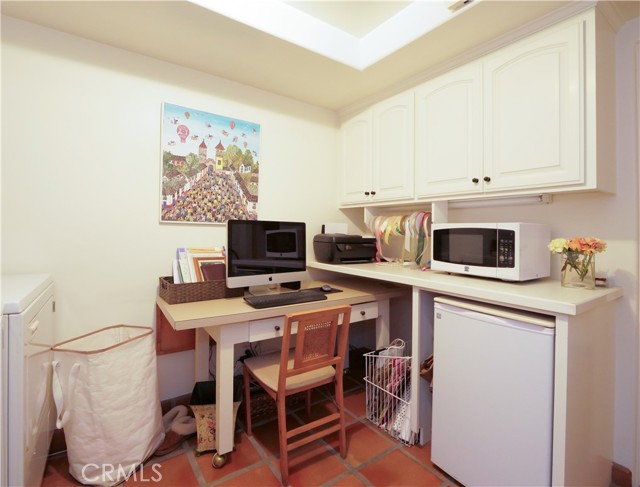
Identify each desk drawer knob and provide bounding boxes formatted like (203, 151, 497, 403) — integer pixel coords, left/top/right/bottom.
(274, 325, 281, 331)
(360, 311, 366, 317)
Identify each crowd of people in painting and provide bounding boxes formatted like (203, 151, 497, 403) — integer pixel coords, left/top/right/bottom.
(161, 171, 255, 223)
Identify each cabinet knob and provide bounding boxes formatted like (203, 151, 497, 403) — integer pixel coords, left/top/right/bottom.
(360, 310, 366, 317)
(364, 191, 370, 196)
(484, 176, 491, 182)
(370, 191, 376, 196)
(472, 178, 479, 183)
(274, 325, 280, 331)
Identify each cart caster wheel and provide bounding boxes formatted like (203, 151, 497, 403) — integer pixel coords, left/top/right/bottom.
(212, 453, 227, 468)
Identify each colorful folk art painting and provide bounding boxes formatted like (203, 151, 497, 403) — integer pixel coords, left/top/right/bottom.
(160, 102, 260, 224)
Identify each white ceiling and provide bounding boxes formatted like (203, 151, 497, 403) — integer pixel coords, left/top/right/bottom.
(284, 1, 413, 37)
(2, 1, 638, 113)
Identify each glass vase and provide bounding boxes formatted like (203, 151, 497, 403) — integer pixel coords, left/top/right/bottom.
(560, 251, 596, 289)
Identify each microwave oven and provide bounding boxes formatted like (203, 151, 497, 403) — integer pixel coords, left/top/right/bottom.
(430, 222, 550, 281)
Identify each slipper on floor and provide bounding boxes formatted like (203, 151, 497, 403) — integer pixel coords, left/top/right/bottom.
(171, 415, 196, 436)
(162, 405, 189, 432)
(155, 412, 197, 456)
(154, 430, 184, 456)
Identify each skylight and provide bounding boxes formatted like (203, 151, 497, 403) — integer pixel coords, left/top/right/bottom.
(187, 0, 475, 70)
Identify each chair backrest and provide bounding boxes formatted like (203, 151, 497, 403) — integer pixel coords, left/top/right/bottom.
(278, 305, 352, 386)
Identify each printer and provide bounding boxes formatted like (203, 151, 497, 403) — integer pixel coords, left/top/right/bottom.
(313, 234, 377, 264)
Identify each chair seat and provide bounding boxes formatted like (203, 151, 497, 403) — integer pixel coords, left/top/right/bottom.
(245, 350, 336, 392)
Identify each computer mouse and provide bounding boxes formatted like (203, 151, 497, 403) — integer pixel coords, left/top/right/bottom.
(321, 284, 333, 292)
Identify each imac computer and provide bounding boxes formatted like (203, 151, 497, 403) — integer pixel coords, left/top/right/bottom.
(226, 219, 307, 295)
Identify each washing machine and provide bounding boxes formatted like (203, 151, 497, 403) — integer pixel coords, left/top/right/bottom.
(1, 274, 56, 487)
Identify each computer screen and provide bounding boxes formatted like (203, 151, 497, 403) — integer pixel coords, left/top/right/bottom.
(226, 219, 307, 291)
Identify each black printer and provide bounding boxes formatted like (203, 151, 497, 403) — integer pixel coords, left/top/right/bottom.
(313, 234, 377, 264)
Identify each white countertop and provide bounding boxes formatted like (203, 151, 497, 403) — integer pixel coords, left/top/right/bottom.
(308, 261, 623, 316)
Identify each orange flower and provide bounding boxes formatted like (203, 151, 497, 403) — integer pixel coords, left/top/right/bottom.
(566, 237, 607, 255)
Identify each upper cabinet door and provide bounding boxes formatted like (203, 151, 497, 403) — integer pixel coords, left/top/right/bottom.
(415, 62, 483, 198)
(482, 21, 583, 192)
(371, 91, 415, 202)
(340, 110, 372, 205)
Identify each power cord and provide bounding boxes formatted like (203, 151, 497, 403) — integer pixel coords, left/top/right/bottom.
(234, 346, 255, 376)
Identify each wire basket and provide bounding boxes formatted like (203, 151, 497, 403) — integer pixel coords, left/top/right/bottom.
(363, 342, 416, 445)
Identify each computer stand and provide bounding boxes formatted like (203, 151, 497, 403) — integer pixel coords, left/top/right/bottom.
(246, 283, 299, 296)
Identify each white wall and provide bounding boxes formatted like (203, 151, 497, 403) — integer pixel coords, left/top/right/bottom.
(449, 17, 640, 483)
(0, 17, 355, 400)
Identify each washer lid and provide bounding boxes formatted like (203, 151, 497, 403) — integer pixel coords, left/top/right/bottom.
(1, 274, 53, 314)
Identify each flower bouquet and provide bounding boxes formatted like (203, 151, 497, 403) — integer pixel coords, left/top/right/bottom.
(548, 237, 607, 289)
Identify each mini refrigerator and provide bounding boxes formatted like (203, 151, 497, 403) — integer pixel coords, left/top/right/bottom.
(431, 296, 555, 486)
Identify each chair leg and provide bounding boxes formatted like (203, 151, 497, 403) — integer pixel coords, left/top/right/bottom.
(335, 376, 347, 457)
(276, 394, 289, 486)
(243, 368, 252, 436)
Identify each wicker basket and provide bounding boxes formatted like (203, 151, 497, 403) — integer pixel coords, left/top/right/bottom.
(243, 391, 306, 421)
(158, 276, 244, 304)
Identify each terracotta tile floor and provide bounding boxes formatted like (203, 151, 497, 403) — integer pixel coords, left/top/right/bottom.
(41, 377, 462, 487)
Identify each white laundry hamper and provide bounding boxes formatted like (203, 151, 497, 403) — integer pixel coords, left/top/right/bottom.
(52, 325, 165, 486)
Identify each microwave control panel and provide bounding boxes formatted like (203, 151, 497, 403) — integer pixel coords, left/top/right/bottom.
(497, 230, 515, 267)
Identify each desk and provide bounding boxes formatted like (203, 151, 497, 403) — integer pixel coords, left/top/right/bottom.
(156, 278, 409, 463)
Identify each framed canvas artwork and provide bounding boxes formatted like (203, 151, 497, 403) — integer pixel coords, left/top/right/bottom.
(160, 102, 260, 224)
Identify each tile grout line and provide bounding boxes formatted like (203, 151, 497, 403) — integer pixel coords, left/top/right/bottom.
(188, 431, 278, 487)
(242, 429, 285, 485)
(288, 408, 401, 487)
(193, 379, 421, 486)
(206, 458, 275, 487)
(183, 447, 210, 487)
(396, 446, 452, 485)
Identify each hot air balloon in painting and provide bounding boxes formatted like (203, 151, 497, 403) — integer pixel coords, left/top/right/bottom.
(230, 120, 235, 130)
(177, 125, 189, 143)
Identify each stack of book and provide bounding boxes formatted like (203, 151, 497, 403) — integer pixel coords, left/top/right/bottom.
(172, 247, 226, 283)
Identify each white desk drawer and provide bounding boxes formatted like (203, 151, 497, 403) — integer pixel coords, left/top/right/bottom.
(248, 302, 378, 342)
(249, 317, 288, 342)
(351, 302, 378, 323)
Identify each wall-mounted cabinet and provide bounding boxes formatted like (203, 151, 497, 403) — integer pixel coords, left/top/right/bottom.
(481, 14, 585, 193)
(342, 7, 615, 208)
(340, 91, 414, 205)
(415, 62, 483, 198)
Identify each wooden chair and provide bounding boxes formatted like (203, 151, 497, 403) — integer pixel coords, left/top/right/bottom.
(242, 305, 352, 486)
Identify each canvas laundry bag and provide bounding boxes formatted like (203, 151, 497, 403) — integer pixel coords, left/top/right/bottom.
(52, 325, 164, 486)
